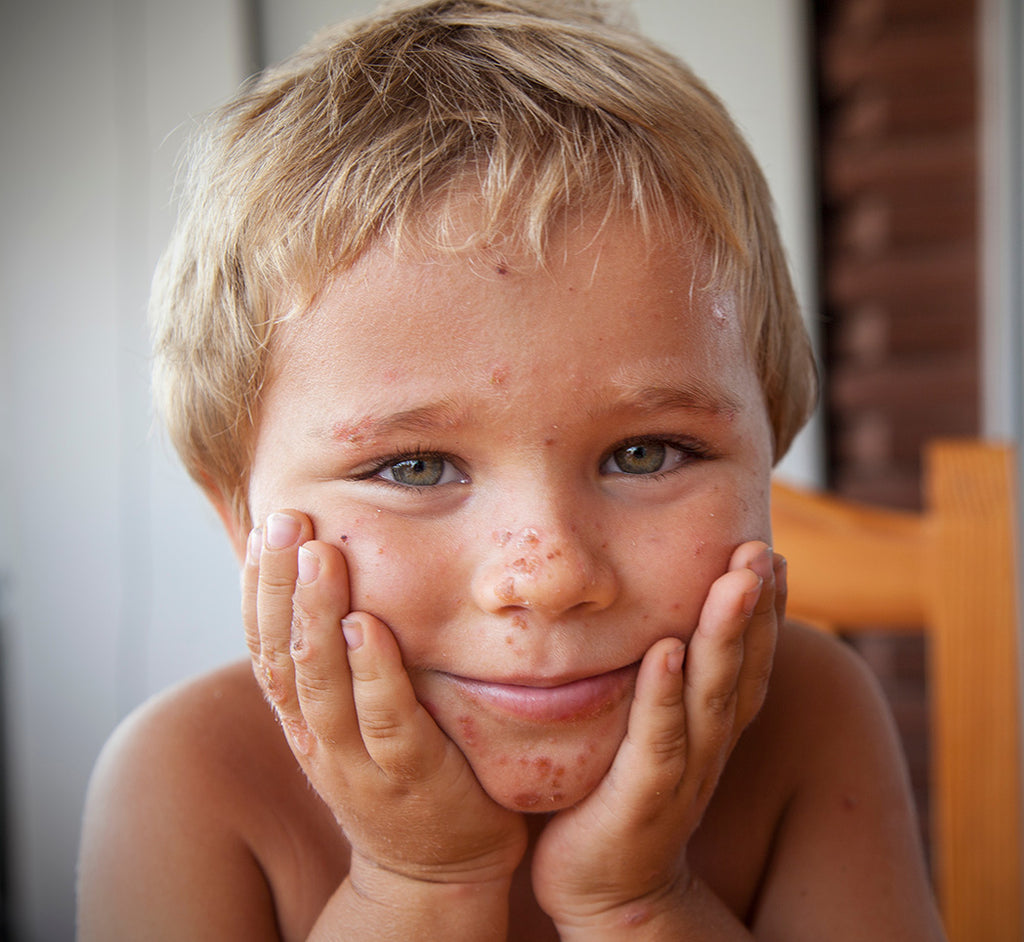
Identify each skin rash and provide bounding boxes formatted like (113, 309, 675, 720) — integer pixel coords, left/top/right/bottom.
(247, 212, 774, 811)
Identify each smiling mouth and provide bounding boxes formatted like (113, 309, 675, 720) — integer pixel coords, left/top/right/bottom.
(446, 664, 637, 723)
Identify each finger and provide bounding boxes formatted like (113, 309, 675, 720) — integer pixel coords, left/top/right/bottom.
(287, 539, 359, 757)
(683, 563, 762, 797)
(343, 612, 452, 785)
(242, 527, 263, 663)
(733, 550, 783, 729)
(255, 511, 314, 713)
(773, 552, 788, 624)
(603, 637, 689, 817)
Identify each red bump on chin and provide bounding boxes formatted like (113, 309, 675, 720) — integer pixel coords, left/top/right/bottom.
(512, 792, 543, 809)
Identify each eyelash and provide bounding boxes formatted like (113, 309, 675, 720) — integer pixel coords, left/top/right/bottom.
(353, 448, 467, 490)
(354, 436, 715, 490)
(600, 435, 716, 480)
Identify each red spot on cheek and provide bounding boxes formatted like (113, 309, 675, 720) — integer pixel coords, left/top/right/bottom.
(456, 714, 478, 746)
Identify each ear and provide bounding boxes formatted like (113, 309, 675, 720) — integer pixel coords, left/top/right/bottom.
(202, 473, 250, 565)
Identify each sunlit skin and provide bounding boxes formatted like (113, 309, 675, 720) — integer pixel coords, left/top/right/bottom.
(246, 212, 775, 814)
(77, 209, 946, 942)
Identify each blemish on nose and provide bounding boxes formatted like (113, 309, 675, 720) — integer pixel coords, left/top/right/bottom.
(496, 576, 524, 605)
(516, 528, 541, 548)
(494, 529, 513, 546)
(511, 556, 540, 575)
(511, 615, 528, 631)
(490, 365, 509, 387)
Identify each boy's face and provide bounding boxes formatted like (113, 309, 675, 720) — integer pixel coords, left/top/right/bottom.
(247, 212, 774, 811)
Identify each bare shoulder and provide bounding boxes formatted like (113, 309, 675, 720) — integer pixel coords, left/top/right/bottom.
(82, 660, 290, 828)
(78, 661, 345, 940)
(745, 622, 946, 940)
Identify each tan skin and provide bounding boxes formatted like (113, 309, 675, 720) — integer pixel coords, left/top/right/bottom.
(78, 213, 945, 940)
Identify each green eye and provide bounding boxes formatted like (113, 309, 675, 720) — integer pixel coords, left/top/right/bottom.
(377, 454, 464, 487)
(609, 441, 668, 475)
(386, 456, 445, 486)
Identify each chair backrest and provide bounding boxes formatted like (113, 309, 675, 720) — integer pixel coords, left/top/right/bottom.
(771, 439, 1022, 942)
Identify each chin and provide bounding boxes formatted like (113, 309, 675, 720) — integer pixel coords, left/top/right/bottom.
(482, 759, 611, 812)
(459, 718, 626, 813)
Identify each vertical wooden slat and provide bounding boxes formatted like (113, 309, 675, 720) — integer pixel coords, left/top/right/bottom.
(926, 441, 1022, 941)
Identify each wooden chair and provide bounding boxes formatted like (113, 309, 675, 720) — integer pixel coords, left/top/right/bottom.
(771, 439, 1022, 942)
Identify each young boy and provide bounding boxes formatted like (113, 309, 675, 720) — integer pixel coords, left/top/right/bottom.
(77, 1, 945, 938)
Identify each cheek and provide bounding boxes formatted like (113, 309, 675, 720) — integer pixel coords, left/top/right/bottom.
(328, 518, 464, 645)
(621, 481, 772, 631)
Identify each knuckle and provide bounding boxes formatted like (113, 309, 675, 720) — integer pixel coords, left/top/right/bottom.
(646, 725, 688, 761)
(358, 706, 404, 740)
(294, 667, 334, 704)
(260, 565, 299, 595)
(703, 688, 738, 721)
(259, 656, 293, 709)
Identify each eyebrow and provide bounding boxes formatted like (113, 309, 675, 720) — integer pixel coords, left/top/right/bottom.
(323, 399, 465, 446)
(322, 379, 742, 447)
(597, 381, 744, 419)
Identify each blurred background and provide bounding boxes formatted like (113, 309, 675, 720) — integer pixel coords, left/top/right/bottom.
(0, 0, 1020, 938)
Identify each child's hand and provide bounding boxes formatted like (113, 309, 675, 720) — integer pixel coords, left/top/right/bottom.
(530, 541, 784, 935)
(242, 511, 528, 896)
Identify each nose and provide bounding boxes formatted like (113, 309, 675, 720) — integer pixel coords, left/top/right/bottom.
(470, 518, 618, 618)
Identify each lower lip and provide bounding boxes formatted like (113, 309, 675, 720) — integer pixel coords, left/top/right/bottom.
(448, 665, 636, 723)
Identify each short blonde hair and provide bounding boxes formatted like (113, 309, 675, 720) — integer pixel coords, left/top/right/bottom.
(151, 0, 817, 527)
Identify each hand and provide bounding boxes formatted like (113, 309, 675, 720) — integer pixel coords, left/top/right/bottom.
(530, 541, 785, 934)
(242, 510, 528, 894)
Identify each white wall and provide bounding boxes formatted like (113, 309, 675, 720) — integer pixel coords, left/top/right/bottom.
(0, 2, 248, 938)
(0, 1, 817, 938)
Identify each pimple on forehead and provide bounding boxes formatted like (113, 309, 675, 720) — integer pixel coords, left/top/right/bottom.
(490, 364, 510, 388)
(328, 418, 377, 445)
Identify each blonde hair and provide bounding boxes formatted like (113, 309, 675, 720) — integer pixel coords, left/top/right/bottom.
(151, 0, 817, 527)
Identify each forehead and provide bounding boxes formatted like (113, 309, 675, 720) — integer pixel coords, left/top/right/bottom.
(269, 212, 758, 414)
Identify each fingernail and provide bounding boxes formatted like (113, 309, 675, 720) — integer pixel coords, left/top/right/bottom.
(341, 616, 364, 650)
(297, 546, 320, 585)
(266, 512, 301, 550)
(743, 576, 764, 616)
(750, 544, 774, 582)
(774, 554, 788, 588)
(667, 644, 686, 674)
(246, 528, 262, 565)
